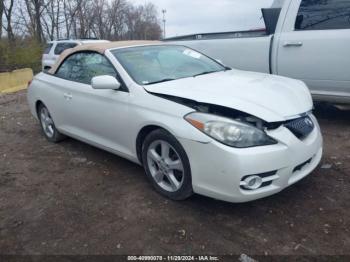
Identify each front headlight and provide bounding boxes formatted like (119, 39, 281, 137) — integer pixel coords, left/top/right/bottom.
(185, 112, 277, 148)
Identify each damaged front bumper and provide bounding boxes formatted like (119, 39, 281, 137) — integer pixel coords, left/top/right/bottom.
(178, 114, 323, 203)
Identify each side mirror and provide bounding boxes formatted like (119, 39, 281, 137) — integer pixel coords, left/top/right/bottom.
(91, 75, 121, 90)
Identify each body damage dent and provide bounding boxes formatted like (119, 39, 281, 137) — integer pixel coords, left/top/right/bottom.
(149, 92, 280, 130)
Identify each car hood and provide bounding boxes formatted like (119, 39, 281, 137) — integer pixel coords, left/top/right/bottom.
(143, 70, 313, 122)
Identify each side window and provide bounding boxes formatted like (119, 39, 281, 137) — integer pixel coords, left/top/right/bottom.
(54, 43, 78, 55)
(83, 53, 117, 83)
(55, 52, 117, 85)
(295, 0, 350, 31)
(44, 44, 53, 54)
(55, 53, 84, 81)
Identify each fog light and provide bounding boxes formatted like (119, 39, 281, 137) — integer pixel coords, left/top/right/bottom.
(241, 175, 263, 190)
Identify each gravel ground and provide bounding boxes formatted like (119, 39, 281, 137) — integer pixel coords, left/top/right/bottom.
(0, 91, 349, 256)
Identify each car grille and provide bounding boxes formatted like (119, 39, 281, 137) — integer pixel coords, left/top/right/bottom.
(284, 116, 314, 140)
(284, 116, 315, 139)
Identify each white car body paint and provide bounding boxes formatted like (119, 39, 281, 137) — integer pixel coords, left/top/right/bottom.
(143, 69, 313, 122)
(28, 44, 323, 203)
(169, 0, 350, 104)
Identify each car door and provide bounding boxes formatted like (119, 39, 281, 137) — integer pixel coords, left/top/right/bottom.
(54, 51, 132, 156)
(275, 0, 350, 99)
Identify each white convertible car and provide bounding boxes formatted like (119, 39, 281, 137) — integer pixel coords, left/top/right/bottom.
(27, 41, 323, 203)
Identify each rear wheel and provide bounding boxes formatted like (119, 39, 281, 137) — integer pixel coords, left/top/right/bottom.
(38, 104, 66, 143)
(142, 129, 193, 200)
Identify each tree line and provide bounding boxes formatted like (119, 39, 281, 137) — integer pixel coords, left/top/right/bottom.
(0, 0, 162, 72)
(0, 0, 163, 43)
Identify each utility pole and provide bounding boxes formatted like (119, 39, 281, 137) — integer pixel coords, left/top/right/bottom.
(162, 9, 166, 39)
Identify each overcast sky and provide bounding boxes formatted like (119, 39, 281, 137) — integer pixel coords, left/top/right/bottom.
(133, 0, 274, 37)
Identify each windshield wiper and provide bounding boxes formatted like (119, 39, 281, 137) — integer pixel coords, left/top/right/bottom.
(143, 78, 176, 85)
(193, 70, 220, 77)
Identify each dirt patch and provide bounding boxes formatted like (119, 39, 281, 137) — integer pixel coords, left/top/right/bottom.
(0, 91, 349, 255)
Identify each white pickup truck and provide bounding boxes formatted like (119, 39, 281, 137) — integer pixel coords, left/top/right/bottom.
(166, 0, 350, 104)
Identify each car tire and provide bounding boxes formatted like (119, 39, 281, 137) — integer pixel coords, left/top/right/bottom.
(142, 129, 193, 200)
(38, 103, 66, 143)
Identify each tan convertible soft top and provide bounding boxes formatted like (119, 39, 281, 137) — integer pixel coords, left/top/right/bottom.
(48, 40, 162, 74)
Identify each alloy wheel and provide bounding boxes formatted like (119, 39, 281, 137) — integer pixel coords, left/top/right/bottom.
(40, 107, 55, 138)
(146, 140, 184, 192)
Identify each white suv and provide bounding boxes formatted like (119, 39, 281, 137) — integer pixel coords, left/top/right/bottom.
(42, 39, 110, 71)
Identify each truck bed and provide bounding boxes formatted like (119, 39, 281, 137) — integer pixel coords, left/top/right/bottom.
(165, 31, 272, 74)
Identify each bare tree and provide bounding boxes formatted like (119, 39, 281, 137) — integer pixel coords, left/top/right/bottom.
(23, 0, 54, 42)
(62, 0, 77, 38)
(0, 0, 3, 38)
(1, 0, 162, 42)
(124, 2, 161, 40)
(3, 0, 15, 41)
(108, 0, 127, 40)
(90, 0, 107, 39)
(42, 0, 63, 40)
(139, 3, 162, 40)
(74, 0, 94, 38)
(54, 0, 61, 39)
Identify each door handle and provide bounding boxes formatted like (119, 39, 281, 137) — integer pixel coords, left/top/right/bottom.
(63, 93, 72, 100)
(283, 41, 303, 47)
